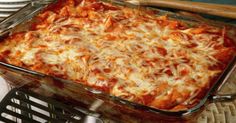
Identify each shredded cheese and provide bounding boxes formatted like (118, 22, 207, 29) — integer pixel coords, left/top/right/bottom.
(0, 0, 235, 111)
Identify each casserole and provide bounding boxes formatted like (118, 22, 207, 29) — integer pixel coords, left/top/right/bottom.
(0, 0, 235, 122)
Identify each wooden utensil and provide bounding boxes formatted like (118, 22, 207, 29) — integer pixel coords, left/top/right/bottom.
(125, 0, 236, 19)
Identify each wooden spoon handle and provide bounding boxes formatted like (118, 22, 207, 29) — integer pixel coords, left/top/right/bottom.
(133, 0, 236, 19)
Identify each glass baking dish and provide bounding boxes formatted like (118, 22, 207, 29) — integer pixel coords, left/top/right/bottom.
(0, 0, 235, 122)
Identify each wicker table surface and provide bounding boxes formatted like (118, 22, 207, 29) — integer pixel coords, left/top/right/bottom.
(197, 68, 236, 123)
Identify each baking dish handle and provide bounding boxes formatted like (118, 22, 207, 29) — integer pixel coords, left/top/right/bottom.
(210, 94, 236, 102)
(209, 56, 236, 102)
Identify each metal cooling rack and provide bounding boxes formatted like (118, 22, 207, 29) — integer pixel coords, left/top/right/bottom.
(0, 0, 30, 21)
(0, 88, 103, 123)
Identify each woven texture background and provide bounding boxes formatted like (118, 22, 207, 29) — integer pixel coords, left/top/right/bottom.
(197, 68, 236, 123)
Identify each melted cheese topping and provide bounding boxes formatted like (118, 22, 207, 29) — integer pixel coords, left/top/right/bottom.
(0, 0, 235, 111)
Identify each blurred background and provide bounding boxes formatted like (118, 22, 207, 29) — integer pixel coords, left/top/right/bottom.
(192, 0, 236, 24)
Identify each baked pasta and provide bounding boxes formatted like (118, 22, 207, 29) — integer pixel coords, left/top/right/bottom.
(0, 0, 235, 110)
